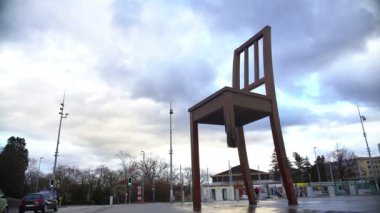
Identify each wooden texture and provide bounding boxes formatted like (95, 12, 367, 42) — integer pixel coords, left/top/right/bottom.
(188, 26, 297, 211)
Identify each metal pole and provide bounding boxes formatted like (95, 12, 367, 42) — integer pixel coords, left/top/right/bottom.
(153, 177, 156, 202)
(207, 168, 209, 187)
(228, 161, 232, 186)
(357, 105, 371, 157)
(35, 157, 43, 192)
(258, 165, 261, 181)
(357, 105, 379, 191)
(52, 93, 68, 194)
(169, 101, 174, 202)
(141, 151, 145, 203)
(329, 161, 334, 182)
(180, 165, 184, 202)
(314, 147, 321, 183)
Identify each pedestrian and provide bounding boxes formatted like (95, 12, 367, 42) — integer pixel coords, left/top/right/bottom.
(254, 187, 259, 202)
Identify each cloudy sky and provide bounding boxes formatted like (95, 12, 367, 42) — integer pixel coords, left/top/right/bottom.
(1, 0, 380, 175)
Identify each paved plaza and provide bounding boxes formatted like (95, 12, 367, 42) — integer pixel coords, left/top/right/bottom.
(9, 195, 380, 213)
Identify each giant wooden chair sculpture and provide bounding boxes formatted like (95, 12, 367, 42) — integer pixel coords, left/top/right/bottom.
(188, 26, 297, 211)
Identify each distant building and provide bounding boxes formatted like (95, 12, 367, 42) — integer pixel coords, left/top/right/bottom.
(202, 165, 275, 201)
(351, 156, 380, 179)
(211, 165, 270, 185)
(327, 156, 380, 183)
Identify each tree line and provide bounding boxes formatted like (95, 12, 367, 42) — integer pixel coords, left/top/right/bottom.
(269, 144, 357, 183)
(0, 136, 209, 204)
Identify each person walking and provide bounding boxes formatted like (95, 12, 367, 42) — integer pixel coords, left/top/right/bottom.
(254, 187, 260, 202)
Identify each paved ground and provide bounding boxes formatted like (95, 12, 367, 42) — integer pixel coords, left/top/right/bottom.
(9, 195, 380, 213)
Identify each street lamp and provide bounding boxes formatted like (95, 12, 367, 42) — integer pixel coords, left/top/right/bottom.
(357, 105, 379, 191)
(141, 151, 145, 203)
(169, 101, 174, 203)
(35, 157, 43, 192)
(314, 147, 321, 183)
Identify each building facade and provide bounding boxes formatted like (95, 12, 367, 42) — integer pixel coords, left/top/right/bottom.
(202, 165, 273, 201)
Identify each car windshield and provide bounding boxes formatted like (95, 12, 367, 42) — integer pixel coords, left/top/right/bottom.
(24, 194, 43, 199)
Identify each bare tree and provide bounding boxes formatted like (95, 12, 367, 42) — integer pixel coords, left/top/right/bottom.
(24, 158, 38, 192)
(183, 167, 208, 186)
(137, 153, 169, 181)
(116, 151, 133, 183)
(328, 144, 356, 181)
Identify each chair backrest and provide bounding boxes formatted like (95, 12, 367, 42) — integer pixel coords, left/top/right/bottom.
(232, 26, 275, 98)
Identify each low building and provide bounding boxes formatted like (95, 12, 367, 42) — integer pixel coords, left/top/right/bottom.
(202, 165, 274, 201)
(353, 156, 380, 179)
(211, 165, 270, 185)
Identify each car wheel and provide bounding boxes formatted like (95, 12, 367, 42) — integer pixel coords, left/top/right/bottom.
(4, 207, 9, 213)
(42, 204, 47, 213)
(54, 206, 58, 212)
(19, 208, 24, 213)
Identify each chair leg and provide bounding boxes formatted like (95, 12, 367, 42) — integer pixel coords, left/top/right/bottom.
(236, 126, 257, 205)
(269, 112, 298, 205)
(190, 118, 201, 211)
(224, 104, 238, 148)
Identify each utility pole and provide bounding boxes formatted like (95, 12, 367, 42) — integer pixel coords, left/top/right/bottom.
(169, 101, 174, 203)
(35, 157, 43, 192)
(52, 93, 69, 189)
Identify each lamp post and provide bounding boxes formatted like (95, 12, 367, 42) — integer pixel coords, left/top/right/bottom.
(52, 93, 69, 190)
(141, 151, 145, 203)
(357, 105, 379, 191)
(314, 147, 321, 183)
(35, 157, 43, 192)
(169, 101, 174, 202)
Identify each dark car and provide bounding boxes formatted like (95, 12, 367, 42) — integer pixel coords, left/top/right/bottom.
(19, 192, 57, 213)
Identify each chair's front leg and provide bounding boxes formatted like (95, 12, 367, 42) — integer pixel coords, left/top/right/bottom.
(236, 126, 257, 205)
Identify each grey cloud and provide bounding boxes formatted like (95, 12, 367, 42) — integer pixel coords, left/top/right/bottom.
(187, 0, 379, 98)
(0, 0, 54, 41)
(130, 60, 215, 103)
(322, 66, 380, 109)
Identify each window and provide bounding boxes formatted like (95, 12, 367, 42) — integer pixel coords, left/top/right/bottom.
(368, 166, 371, 169)
(367, 161, 370, 164)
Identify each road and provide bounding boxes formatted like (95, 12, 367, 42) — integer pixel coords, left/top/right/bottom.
(9, 195, 380, 213)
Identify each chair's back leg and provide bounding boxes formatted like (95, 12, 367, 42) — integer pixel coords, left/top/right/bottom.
(269, 109, 298, 205)
(236, 126, 257, 205)
(190, 115, 201, 211)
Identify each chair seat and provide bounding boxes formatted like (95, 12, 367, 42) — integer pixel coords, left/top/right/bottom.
(188, 86, 272, 126)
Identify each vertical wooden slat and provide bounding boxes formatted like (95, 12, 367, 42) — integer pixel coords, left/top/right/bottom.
(254, 40, 259, 81)
(232, 52, 240, 89)
(244, 48, 249, 88)
(263, 26, 274, 97)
